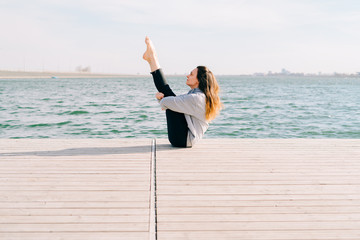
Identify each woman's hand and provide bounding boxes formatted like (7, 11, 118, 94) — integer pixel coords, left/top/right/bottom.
(156, 92, 164, 100)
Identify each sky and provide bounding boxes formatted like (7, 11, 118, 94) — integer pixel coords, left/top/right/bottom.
(1, 0, 360, 75)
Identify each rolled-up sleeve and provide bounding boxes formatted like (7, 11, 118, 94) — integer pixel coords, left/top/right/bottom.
(159, 94, 198, 116)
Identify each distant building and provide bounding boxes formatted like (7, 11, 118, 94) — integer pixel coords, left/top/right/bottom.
(281, 68, 290, 75)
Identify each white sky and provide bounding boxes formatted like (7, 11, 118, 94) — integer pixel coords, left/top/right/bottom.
(1, 0, 360, 75)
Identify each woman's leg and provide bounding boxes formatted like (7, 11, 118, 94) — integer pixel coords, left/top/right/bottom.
(143, 36, 188, 147)
(166, 110, 188, 147)
(151, 69, 175, 97)
(143, 36, 175, 96)
(151, 68, 188, 147)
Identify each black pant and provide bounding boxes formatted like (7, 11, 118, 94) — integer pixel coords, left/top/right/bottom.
(151, 69, 188, 147)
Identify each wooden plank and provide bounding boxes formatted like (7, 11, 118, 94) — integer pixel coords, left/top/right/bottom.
(0, 201, 149, 208)
(157, 194, 360, 201)
(156, 173, 360, 180)
(157, 206, 360, 214)
(157, 230, 360, 240)
(0, 170, 149, 173)
(0, 223, 149, 232)
(0, 215, 149, 223)
(157, 199, 360, 207)
(0, 162, 149, 167)
(0, 191, 149, 201)
(157, 185, 360, 194)
(0, 232, 149, 240)
(0, 181, 149, 186)
(157, 221, 360, 231)
(156, 180, 360, 185)
(0, 207, 149, 217)
(0, 186, 149, 191)
(158, 213, 360, 222)
(0, 174, 150, 180)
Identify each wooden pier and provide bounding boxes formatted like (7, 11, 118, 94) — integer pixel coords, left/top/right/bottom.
(1, 139, 360, 239)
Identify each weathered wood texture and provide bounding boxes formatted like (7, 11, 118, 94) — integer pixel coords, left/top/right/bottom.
(156, 139, 360, 240)
(1, 139, 360, 240)
(0, 139, 152, 240)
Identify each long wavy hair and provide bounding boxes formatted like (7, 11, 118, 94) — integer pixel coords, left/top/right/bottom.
(197, 66, 222, 121)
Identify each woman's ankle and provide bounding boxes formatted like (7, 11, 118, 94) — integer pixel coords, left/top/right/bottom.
(149, 59, 161, 72)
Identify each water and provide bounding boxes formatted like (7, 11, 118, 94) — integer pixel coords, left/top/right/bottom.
(1, 75, 360, 139)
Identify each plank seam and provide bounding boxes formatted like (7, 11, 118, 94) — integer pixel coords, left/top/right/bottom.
(149, 139, 158, 240)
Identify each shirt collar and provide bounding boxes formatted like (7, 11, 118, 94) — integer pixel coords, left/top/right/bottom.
(188, 88, 201, 94)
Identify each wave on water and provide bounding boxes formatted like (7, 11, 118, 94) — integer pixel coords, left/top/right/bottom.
(27, 121, 72, 128)
(58, 110, 89, 115)
(95, 111, 115, 115)
(16, 106, 35, 109)
(69, 110, 89, 115)
(0, 124, 12, 129)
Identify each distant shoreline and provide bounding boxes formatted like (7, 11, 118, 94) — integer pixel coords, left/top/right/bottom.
(1, 70, 360, 79)
(0, 70, 146, 79)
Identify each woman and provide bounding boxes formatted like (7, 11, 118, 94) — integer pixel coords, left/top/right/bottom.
(143, 36, 221, 147)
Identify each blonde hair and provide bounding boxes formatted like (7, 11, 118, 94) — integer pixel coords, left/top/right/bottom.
(197, 66, 222, 121)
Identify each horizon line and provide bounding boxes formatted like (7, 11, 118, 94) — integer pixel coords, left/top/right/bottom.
(1, 69, 360, 77)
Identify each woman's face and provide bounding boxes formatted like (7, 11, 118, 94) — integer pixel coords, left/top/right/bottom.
(186, 68, 199, 89)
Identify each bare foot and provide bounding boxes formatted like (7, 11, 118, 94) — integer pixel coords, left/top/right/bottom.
(143, 36, 161, 72)
(143, 36, 157, 63)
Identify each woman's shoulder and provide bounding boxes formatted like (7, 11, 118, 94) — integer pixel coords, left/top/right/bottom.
(187, 90, 205, 101)
(188, 88, 205, 98)
(188, 88, 203, 94)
